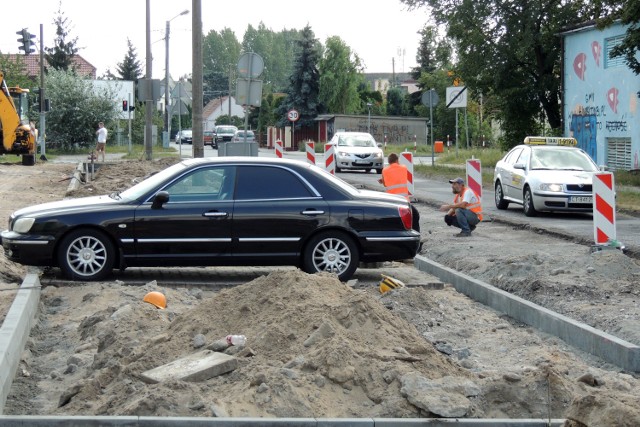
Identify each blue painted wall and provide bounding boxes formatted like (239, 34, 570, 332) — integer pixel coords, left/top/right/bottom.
(563, 22, 640, 169)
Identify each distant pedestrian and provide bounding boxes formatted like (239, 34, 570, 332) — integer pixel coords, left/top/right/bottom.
(439, 177, 483, 237)
(94, 122, 108, 162)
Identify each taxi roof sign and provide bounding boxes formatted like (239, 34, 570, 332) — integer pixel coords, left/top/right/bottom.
(524, 136, 577, 146)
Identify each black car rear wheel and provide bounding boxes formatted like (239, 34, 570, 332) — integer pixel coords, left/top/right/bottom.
(57, 229, 115, 281)
(302, 231, 359, 281)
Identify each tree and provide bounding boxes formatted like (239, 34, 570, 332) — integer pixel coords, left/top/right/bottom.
(411, 25, 453, 80)
(386, 88, 408, 116)
(44, 2, 80, 72)
(116, 38, 143, 82)
(278, 25, 323, 129)
(400, 0, 603, 147)
(318, 36, 363, 114)
(0, 54, 33, 89)
(203, 28, 242, 103)
(44, 69, 119, 149)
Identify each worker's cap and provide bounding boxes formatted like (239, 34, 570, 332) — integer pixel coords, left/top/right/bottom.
(448, 177, 465, 184)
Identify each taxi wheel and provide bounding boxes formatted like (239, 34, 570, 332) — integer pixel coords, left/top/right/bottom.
(494, 181, 509, 209)
(523, 187, 538, 217)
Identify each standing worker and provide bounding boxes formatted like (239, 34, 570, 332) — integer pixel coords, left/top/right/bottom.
(439, 177, 483, 237)
(94, 122, 108, 162)
(378, 153, 420, 232)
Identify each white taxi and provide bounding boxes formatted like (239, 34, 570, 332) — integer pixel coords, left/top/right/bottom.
(493, 136, 601, 216)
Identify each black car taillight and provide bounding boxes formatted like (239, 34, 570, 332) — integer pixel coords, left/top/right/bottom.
(399, 206, 412, 230)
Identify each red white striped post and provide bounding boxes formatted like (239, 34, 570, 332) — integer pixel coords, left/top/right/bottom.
(275, 139, 283, 159)
(466, 159, 482, 201)
(324, 144, 335, 175)
(399, 152, 414, 196)
(305, 140, 316, 165)
(593, 172, 616, 245)
(413, 135, 417, 153)
(384, 134, 387, 149)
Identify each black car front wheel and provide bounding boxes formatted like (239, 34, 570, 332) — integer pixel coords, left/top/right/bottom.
(57, 229, 115, 281)
(302, 231, 359, 281)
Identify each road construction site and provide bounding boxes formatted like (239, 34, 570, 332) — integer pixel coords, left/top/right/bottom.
(0, 154, 639, 426)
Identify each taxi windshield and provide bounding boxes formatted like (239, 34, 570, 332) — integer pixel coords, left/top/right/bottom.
(338, 135, 376, 148)
(530, 148, 598, 171)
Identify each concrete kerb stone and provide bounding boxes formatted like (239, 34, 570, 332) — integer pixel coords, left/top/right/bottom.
(0, 417, 566, 426)
(0, 274, 41, 415)
(414, 255, 640, 372)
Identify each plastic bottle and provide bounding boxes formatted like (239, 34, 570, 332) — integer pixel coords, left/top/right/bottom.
(226, 335, 246, 346)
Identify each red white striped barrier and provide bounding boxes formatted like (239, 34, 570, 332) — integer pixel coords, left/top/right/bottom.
(593, 172, 616, 245)
(275, 139, 283, 159)
(305, 141, 315, 166)
(466, 159, 482, 200)
(324, 144, 335, 175)
(399, 152, 414, 196)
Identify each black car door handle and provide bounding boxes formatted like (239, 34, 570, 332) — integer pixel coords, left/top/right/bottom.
(204, 211, 229, 218)
(301, 209, 325, 216)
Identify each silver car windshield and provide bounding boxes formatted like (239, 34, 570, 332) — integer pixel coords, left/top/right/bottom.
(338, 135, 376, 148)
(530, 148, 598, 171)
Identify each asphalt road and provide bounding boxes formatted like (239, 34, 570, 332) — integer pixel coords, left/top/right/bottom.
(168, 142, 640, 255)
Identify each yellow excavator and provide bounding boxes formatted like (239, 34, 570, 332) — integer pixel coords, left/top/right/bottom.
(0, 71, 36, 165)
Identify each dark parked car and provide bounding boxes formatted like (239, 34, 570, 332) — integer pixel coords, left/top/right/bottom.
(1, 158, 420, 281)
(214, 125, 238, 145)
(176, 129, 193, 144)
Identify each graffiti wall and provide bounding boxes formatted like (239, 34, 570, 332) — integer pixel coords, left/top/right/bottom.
(563, 22, 639, 169)
(328, 115, 427, 145)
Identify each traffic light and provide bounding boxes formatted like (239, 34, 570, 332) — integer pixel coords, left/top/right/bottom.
(122, 100, 128, 111)
(16, 28, 35, 55)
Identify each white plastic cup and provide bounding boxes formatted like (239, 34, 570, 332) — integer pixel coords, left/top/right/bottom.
(226, 335, 246, 346)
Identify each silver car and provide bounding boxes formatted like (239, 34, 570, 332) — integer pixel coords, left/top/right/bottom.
(232, 130, 256, 143)
(329, 132, 384, 174)
(493, 137, 601, 216)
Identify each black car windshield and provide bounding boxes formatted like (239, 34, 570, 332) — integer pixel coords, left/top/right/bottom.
(530, 148, 598, 171)
(119, 161, 189, 201)
(338, 135, 376, 148)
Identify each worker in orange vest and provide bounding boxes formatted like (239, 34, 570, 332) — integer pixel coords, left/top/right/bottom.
(378, 153, 420, 232)
(439, 177, 483, 237)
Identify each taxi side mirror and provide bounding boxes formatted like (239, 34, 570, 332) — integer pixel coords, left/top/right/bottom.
(514, 163, 526, 170)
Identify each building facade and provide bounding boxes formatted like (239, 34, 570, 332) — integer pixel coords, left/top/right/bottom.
(562, 22, 639, 171)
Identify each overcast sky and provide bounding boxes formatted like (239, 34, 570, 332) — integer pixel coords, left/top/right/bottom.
(2, 0, 430, 80)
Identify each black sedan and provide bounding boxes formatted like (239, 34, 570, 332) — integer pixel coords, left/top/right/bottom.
(1, 157, 420, 281)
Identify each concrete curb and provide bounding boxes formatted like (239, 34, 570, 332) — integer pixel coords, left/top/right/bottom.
(414, 255, 640, 372)
(0, 416, 565, 426)
(0, 274, 41, 414)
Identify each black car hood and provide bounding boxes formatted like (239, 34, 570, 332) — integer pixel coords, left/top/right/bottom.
(12, 195, 123, 218)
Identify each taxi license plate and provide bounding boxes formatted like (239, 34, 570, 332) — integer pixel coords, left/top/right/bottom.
(570, 196, 592, 203)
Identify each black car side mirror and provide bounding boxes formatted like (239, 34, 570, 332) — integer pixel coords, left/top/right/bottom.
(152, 191, 170, 209)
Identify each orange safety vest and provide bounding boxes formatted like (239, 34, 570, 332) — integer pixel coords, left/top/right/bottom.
(454, 187, 483, 221)
(382, 163, 409, 200)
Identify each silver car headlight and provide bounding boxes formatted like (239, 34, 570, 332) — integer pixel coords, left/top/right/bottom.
(538, 183, 563, 192)
(374, 152, 383, 159)
(12, 217, 35, 233)
(338, 151, 349, 157)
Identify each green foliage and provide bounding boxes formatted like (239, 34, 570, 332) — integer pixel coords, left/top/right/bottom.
(44, 69, 120, 149)
(386, 88, 408, 116)
(0, 54, 34, 91)
(44, 3, 80, 72)
(215, 115, 244, 127)
(609, 0, 640, 74)
(318, 36, 362, 114)
(116, 39, 143, 82)
(203, 28, 242, 101)
(128, 102, 164, 146)
(278, 25, 323, 129)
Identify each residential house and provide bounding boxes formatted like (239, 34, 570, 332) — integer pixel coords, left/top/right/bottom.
(4, 54, 96, 78)
(202, 96, 245, 131)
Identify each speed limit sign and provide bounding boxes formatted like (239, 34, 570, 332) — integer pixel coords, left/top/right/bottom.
(287, 109, 300, 122)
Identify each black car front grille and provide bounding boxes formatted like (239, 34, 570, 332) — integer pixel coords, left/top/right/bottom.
(567, 184, 592, 192)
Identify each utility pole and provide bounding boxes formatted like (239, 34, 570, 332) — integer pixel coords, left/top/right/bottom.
(144, 0, 153, 160)
(191, 0, 204, 158)
(38, 23, 46, 161)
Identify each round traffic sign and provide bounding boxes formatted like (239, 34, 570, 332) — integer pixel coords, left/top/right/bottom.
(287, 109, 300, 122)
(421, 89, 439, 107)
(237, 52, 265, 79)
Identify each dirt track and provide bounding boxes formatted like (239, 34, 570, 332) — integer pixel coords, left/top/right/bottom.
(1, 159, 639, 425)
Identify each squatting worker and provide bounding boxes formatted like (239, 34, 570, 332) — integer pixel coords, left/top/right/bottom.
(439, 177, 483, 237)
(95, 122, 108, 162)
(378, 153, 420, 232)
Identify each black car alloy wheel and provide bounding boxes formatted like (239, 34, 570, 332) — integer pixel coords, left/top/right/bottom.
(303, 231, 359, 281)
(57, 229, 115, 281)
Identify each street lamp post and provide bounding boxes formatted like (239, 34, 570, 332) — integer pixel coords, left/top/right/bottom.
(165, 9, 189, 144)
(366, 102, 372, 134)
